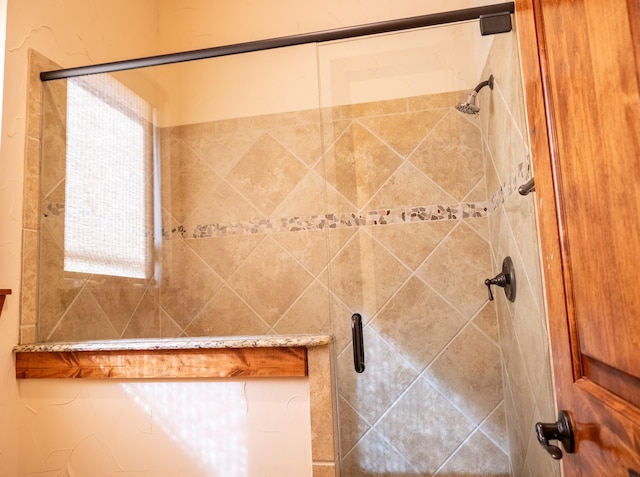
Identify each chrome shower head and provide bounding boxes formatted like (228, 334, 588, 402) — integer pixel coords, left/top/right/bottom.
(455, 74, 494, 115)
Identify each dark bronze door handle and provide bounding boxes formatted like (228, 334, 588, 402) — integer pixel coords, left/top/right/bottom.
(535, 410, 575, 459)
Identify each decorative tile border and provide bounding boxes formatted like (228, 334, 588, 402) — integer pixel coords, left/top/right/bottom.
(167, 202, 490, 239)
(43, 202, 64, 218)
(41, 160, 530, 240)
(488, 159, 532, 214)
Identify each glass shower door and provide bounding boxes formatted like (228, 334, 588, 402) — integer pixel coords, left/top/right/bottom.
(316, 23, 507, 475)
(37, 44, 331, 343)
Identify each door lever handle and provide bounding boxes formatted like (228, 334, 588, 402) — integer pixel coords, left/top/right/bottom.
(535, 410, 575, 459)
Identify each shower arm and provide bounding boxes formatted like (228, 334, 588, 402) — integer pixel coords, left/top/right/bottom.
(456, 74, 495, 115)
(474, 74, 494, 93)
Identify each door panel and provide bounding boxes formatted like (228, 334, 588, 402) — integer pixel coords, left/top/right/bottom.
(543, 0, 640, 378)
(516, 0, 640, 474)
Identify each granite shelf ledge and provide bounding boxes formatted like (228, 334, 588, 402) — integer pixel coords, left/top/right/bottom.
(14, 334, 332, 380)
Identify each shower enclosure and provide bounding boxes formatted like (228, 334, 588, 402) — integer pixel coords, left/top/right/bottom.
(25, 2, 551, 475)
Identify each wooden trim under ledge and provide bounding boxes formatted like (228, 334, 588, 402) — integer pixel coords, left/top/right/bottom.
(15, 346, 308, 379)
(0, 289, 11, 317)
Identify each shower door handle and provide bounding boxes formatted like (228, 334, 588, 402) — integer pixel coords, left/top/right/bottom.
(351, 313, 365, 373)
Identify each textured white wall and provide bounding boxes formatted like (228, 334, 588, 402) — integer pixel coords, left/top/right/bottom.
(18, 378, 311, 477)
(0, 0, 18, 474)
(1, 3, 157, 474)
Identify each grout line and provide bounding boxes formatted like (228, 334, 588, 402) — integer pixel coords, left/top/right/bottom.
(476, 399, 510, 453)
(468, 302, 502, 347)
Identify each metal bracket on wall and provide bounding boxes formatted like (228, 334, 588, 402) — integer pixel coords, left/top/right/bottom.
(518, 177, 536, 196)
(479, 12, 512, 35)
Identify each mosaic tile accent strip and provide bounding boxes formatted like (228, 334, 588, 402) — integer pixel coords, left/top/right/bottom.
(42, 202, 65, 218)
(42, 200, 491, 239)
(488, 159, 532, 214)
(167, 202, 490, 239)
(41, 159, 529, 241)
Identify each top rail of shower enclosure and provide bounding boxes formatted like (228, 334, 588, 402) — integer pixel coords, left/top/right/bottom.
(39, 2, 514, 81)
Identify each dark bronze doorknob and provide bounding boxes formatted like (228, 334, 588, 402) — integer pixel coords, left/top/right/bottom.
(535, 410, 575, 459)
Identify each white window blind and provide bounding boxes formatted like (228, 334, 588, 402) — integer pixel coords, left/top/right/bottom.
(64, 74, 154, 279)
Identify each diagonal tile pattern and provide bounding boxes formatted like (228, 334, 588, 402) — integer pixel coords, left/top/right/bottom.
(37, 223, 86, 340)
(272, 280, 331, 335)
(328, 228, 411, 319)
(226, 133, 309, 217)
(410, 110, 484, 201)
(37, 87, 509, 476)
(336, 327, 419, 424)
(340, 427, 417, 476)
(184, 234, 264, 281)
(370, 276, 466, 371)
(269, 119, 324, 167)
(435, 429, 510, 476)
(359, 109, 448, 157)
(417, 222, 492, 319)
(323, 122, 403, 210)
(227, 236, 315, 326)
(370, 220, 454, 271)
(377, 376, 476, 474)
(88, 276, 148, 335)
(167, 121, 261, 177)
(366, 161, 456, 211)
(186, 285, 270, 336)
(425, 324, 504, 424)
(159, 239, 225, 330)
(161, 138, 223, 224)
(48, 288, 118, 342)
(121, 288, 163, 339)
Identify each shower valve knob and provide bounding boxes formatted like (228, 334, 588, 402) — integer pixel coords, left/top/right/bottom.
(485, 276, 506, 301)
(484, 256, 516, 302)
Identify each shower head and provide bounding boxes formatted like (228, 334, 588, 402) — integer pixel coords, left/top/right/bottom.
(456, 91, 481, 115)
(455, 74, 494, 115)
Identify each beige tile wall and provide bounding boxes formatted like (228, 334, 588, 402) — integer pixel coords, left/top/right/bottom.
(478, 28, 561, 477)
(27, 53, 511, 475)
(323, 98, 508, 474)
(20, 51, 62, 345)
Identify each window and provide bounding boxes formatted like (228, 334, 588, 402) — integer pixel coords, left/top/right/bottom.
(64, 74, 154, 279)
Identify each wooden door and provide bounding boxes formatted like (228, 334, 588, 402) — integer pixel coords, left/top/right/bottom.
(516, 0, 640, 475)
